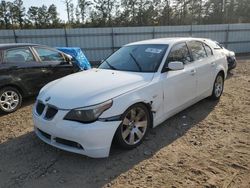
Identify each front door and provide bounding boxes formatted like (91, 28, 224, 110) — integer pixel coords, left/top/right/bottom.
(33, 47, 75, 81)
(160, 42, 197, 118)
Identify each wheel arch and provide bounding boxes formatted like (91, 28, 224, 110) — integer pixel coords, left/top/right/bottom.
(129, 101, 154, 128)
(218, 70, 225, 79)
(112, 101, 154, 149)
(211, 69, 225, 93)
(0, 84, 25, 97)
(215, 65, 227, 80)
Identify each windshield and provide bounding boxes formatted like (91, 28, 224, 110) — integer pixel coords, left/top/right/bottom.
(215, 42, 224, 49)
(98, 44, 168, 72)
(210, 41, 224, 49)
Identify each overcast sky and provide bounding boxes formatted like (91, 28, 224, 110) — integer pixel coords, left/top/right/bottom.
(21, 0, 78, 21)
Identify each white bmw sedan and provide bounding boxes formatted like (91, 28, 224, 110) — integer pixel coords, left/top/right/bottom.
(33, 38, 228, 158)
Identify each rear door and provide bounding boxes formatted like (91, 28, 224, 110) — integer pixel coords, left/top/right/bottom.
(187, 41, 215, 97)
(32, 47, 75, 81)
(2, 47, 52, 95)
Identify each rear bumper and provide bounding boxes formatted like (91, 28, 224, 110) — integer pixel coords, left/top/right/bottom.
(33, 108, 121, 158)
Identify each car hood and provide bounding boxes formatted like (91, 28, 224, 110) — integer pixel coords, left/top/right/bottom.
(38, 68, 154, 109)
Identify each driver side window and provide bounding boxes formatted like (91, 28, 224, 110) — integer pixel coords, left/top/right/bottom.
(34, 47, 65, 63)
(166, 42, 191, 67)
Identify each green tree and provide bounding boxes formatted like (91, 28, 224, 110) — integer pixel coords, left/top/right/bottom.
(75, 6, 80, 24)
(120, 0, 139, 25)
(27, 6, 39, 27)
(78, 0, 92, 23)
(203, 0, 225, 24)
(136, 0, 162, 26)
(63, 0, 72, 24)
(37, 5, 50, 28)
(159, 0, 173, 25)
(2, 0, 250, 29)
(48, 4, 60, 26)
(0, 1, 11, 28)
(234, 0, 250, 23)
(13, 0, 25, 28)
(69, 3, 75, 23)
(93, 0, 118, 26)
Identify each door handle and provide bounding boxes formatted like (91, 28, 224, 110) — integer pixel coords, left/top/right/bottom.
(211, 62, 216, 67)
(8, 65, 18, 70)
(41, 68, 52, 74)
(41, 68, 47, 73)
(190, 69, 196, 76)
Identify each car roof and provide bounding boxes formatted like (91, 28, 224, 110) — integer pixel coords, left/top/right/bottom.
(125, 37, 211, 46)
(0, 43, 46, 50)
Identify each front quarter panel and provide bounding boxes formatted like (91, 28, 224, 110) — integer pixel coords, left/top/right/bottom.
(100, 73, 164, 127)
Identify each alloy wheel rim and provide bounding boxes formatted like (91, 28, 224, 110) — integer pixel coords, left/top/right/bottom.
(0, 91, 19, 112)
(121, 107, 148, 145)
(214, 76, 223, 97)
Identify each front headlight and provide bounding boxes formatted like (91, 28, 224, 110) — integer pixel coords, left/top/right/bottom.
(64, 100, 113, 123)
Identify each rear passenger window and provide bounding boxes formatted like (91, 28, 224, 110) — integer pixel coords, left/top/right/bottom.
(188, 41, 207, 61)
(3, 48, 35, 63)
(166, 43, 192, 65)
(204, 44, 213, 56)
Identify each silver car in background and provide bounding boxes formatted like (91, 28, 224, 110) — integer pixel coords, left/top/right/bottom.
(202, 39, 237, 70)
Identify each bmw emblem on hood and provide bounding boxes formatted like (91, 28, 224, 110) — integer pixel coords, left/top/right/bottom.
(45, 97, 51, 102)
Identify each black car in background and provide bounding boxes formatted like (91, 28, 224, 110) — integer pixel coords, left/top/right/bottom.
(0, 43, 80, 114)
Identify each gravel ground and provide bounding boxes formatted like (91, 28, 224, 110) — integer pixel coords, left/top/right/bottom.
(0, 59, 249, 188)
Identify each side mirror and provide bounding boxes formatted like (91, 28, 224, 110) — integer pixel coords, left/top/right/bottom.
(168, 61, 184, 71)
(64, 54, 73, 62)
(60, 54, 73, 65)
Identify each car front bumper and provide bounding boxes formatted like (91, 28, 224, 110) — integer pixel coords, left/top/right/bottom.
(33, 108, 121, 158)
(227, 56, 237, 70)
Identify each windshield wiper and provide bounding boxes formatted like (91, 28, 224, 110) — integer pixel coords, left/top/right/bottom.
(104, 60, 117, 70)
(129, 53, 142, 71)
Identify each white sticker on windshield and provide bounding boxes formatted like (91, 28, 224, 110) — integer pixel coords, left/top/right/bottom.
(145, 48, 163, 54)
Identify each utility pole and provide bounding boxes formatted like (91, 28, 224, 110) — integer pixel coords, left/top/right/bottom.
(222, 0, 228, 23)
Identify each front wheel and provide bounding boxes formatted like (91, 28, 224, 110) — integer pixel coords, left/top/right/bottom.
(210, 73, 224, 100)
(115, 103, 151, 149)
(0, 87, 22, 114)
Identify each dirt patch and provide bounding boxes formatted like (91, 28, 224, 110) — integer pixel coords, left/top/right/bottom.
(0, 60, 249, 188)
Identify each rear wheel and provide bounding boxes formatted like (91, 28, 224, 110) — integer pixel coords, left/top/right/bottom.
(210, 73, 224, 100)
(115, 103, 151, 149)
(0, 87, 22, 114)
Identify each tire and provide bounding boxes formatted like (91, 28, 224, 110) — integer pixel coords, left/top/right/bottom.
(0, 87, 22, 114)
(210, 73, 224, 100)
(115, 103, 151, 149)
